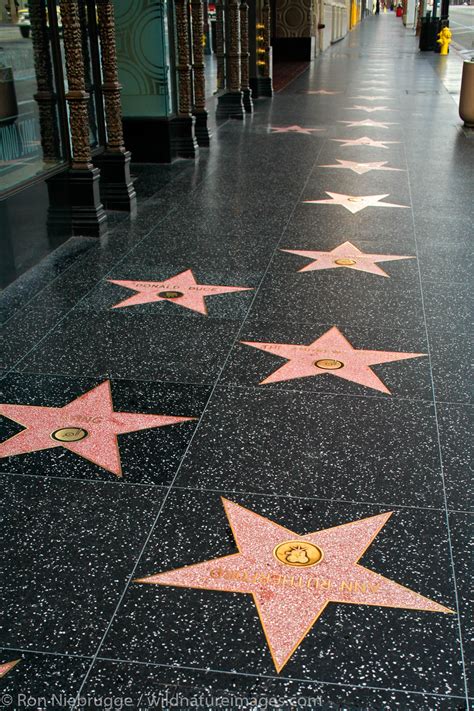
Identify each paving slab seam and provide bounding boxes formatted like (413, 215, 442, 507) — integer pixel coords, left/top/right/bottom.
(0, 127, 242, 371)
(0, 468, 453, 512)
(0, 162, 212, 329)
(402, 140, 470, 707)
(68, 122, 330, 710)
(93, 654, 470, 702)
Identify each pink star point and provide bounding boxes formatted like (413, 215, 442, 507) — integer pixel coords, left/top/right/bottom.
(319, 159, 404, 175)
(350, 95, 393, 101)
(331, 136, 400, 149)
(108, 269, 252, 316)
(281, 242, 414, 277)
(0, 381, 195, 477)
(346, 105, 394, 113)
(0, 659, 20, 678)
(338, 118, 397, 129)
(270, 125, 324, 134)
(242, 326, 425, 394)
(302, 89, 340, 95)
(136, 499, 452, 671)
(304, 192, 409, 214)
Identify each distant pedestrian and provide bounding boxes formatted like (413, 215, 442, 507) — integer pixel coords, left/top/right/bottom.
(376, 0, 380, 13)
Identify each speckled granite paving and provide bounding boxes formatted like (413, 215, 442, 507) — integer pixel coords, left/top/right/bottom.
(0, 13, 472, 711)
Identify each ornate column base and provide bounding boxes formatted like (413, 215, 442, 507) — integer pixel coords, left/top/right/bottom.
(93, 150, 137, 212)
(249, 76, 273, 98)
(170, 115, 199, 158)
(216, 91, 245, 120)
(242, 87, 254, 113)
(193, 109, 211, 147)
(46, 167, 108, 238)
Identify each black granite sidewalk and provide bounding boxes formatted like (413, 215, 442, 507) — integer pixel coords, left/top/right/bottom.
(0, 13, 472, 711)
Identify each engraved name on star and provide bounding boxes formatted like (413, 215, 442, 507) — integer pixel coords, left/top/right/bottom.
(331, 136, 400, 149)
(346, 105, 395, 113)
(303, 192, 409, 214)
(108, 269, 252, 316)
(319, 159, 404, 175)
(241, 326, 425, 393)
(0, 660, 20, 678)
(280, 241, 415, 277)
(136, 499, 452, 672)
(0, 381, 195, 477)
(338, 119, 398, 129)
(269, 125, 325, 134)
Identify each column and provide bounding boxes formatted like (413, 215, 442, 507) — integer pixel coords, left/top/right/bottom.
(216, 0, 244, 119)
(261, 0, 273, 94)
(172, 0, 199, 157)
(94, 0, 137, 210)
(249, 0, 273, 98)
(239, 0, 253, 112)
(215, 0, 226, 91)
(47, 0, 107, 237)
(29, 0, 61, 162)
(191, 0, 211, 145)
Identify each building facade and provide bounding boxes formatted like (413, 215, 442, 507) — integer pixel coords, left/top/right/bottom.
(1, 0, 360, 287)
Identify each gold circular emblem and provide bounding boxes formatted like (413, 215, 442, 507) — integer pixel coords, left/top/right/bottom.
(315, 358, 344, 370)
(348, 197, 363, 203)
(158, 290, 184, 299)
(51, 427, 88, 443)
(273, 540, 324, 567)
(334, 258, 357, 266)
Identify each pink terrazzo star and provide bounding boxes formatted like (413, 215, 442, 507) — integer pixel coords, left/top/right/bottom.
(319, 159, 404, 175)
(346, 105, 395, 113)
(0, 381, 194, 477)
(281, 241, 414, 277)
(108, 269, 252, 316)
(304, 192, 409, 214)
(242, 326, 424, 393)
(270, 125, 324, 134)
(338, 119, 397, 129)
(301, 89, 340, 95)
(0, 659, 20, 678)
(350, 95, 393, 101)
(136, 498, 452, 671)
(331, 136, 400, 149)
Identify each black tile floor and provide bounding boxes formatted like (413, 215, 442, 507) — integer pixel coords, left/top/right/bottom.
(0, 14, 472, 711)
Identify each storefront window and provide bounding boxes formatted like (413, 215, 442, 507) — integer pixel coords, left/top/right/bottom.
(0, 0, 65, 194)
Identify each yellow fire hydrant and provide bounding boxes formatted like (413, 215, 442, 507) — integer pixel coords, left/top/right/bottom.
(437, 26, 452, 56)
